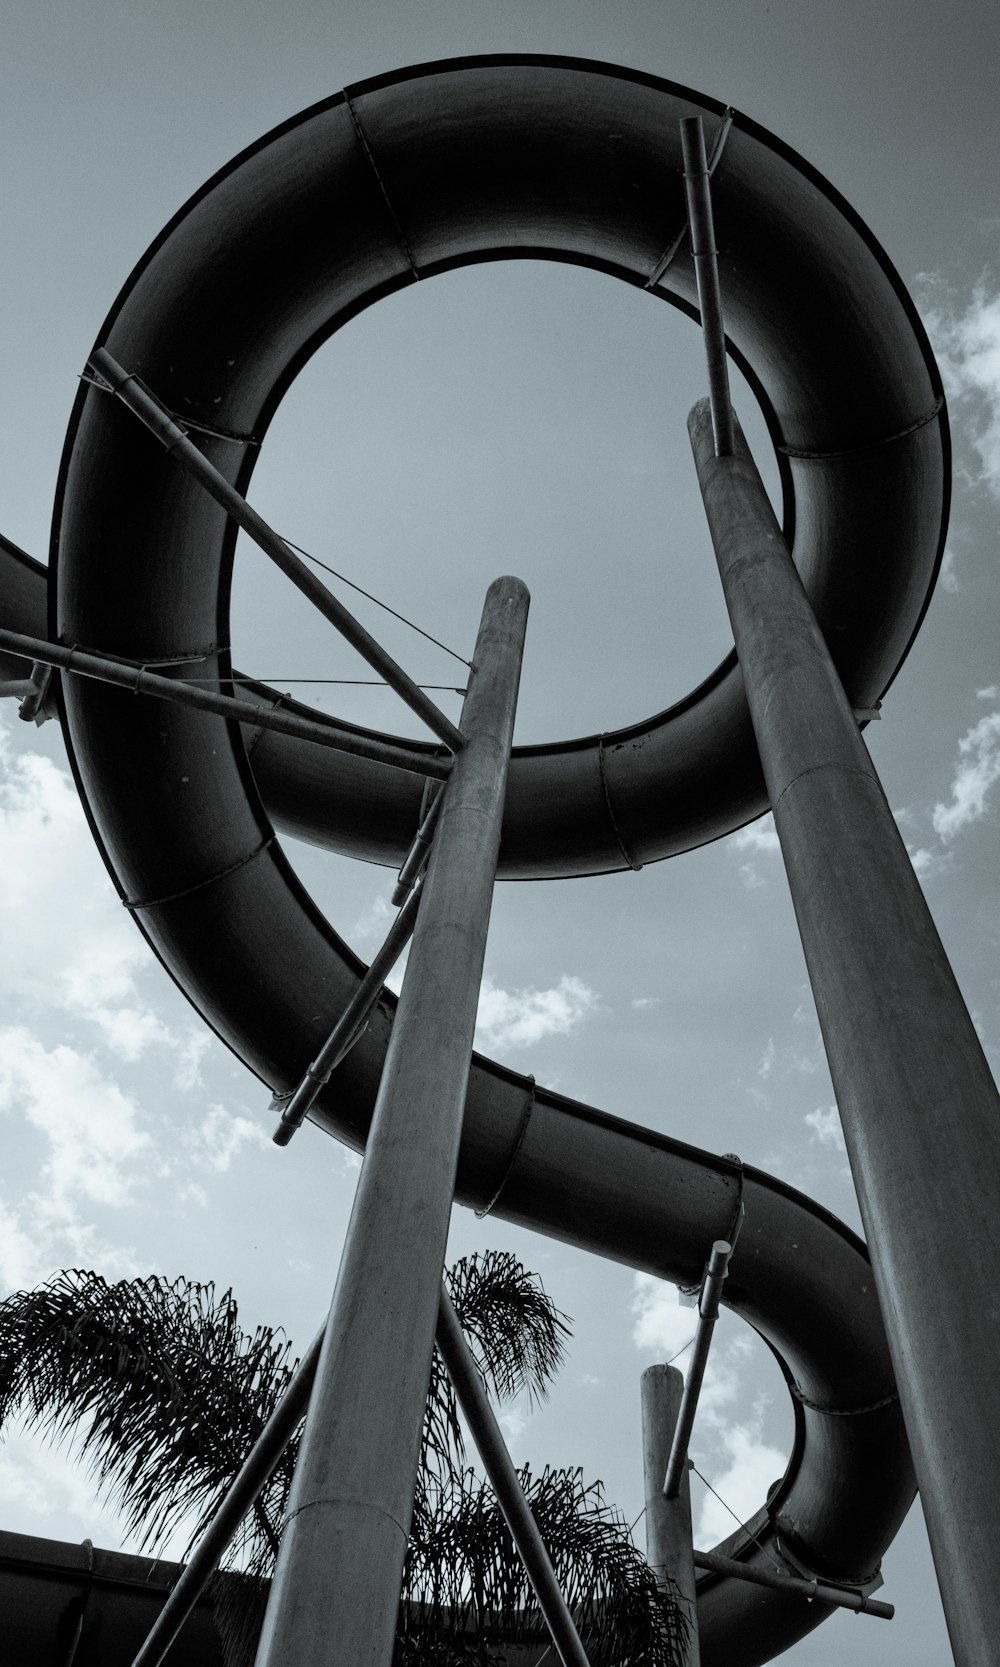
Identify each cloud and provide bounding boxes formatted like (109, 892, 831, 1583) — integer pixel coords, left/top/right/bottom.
(932, 708, 1000, 839)
(631, 1275, 699, 1360)
(189, 1104, 268, 1172)
(173, 1032, 211, 1092)
(907, 845, 953, 880)
(757, 1038, 775, 1080)
(475, 974, 598, 1051)
(730, 814, 781, 888)
(804, 1105, 846, 1153)
(732, 815, 780, 855)
(0, 1422, 202, 1559)
(695, 1425, 788, 1546)
(630, 1277, 738, 1423)
(919, 279, 1000, 495)
(631, 996, 662, 1011)
(0, 1026, 150, 1211)
(939, 544, 960, 592)
(0, 722, 173, 1060)
(631, 1276, 791, 1549)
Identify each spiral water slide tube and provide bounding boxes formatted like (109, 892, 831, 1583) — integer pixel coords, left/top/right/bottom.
(31, 56, 948, 1664)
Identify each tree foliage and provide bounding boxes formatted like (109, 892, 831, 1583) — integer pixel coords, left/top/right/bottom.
(0, 1254, 686, 1666)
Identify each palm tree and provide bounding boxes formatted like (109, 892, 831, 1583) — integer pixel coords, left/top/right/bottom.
(0, 1255, 687, 1666)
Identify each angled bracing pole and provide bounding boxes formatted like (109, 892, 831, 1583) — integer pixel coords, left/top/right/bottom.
(254, 576, 528, 1667)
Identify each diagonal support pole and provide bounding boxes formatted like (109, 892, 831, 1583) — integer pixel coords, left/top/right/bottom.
(436, 1292, 591, 1667)
(87, 349, 465, 752)
(0, 626, 450, 779)
(663, 1241, 731, 1499)
(254, 575, 529, 1667)
(272, 880, 423, 1145)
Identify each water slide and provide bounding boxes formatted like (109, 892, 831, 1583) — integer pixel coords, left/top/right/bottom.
(11, 56, 948, 1662)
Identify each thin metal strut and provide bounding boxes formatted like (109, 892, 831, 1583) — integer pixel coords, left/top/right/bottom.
(0, 626, 450, 780)
(663, 1241, 731, 1499)
(272, 880, 423, 1146)
(87, 349, 466, 752)
(680, 117, 735, 457)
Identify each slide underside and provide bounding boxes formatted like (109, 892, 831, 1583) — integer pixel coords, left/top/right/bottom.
(12, 54, 949, 1663)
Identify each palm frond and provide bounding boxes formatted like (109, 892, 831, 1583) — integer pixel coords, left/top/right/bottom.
(445, 1252, 571, 1406)
(401, 1466, 688, 1667)
(0, 1269, 298, 1564)
(0, 1262, 686, 1667)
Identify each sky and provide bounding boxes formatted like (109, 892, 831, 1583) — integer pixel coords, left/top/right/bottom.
(1, 3, 998, 1663)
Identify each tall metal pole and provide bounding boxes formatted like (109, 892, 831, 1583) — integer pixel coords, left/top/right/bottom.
(641, 1366, 699, 1666)
(689, 398, 1000, 1667)
(253, 575, 529, 1667)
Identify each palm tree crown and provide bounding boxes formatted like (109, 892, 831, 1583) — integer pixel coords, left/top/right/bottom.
(0, 1255, 687, 1666)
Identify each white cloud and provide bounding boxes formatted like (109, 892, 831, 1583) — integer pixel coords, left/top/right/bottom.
(730, 813, 781, 889)
(732, 814, 780, 855)
(804, 1105, 846, 1153)
(939, 544, 960, 592)
(632, 1277, 791, 1548)
(0, 722, 173, 1060)
(631, 996, 662, 1011)
(757, 1038, 775, 1080)
(0, 1423, 201, 1559)
(173, 1032, 211, 1092)
(0, 1026, 150, 1211)
(630, 1277, 739, 1423)
(978, 685, 999, 701)
(190, 1104, 268, 1173)
(932, 708, 1000, 839)
(475, 974, 598, 1051)
(631, 1275, 699, 1359)
(920, 279, 1000, 495)
(907, 844, 953, 880)
(695, 1425, 788, 1547)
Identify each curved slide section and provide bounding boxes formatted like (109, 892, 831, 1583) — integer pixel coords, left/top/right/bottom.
(37, 57, 947, 1663)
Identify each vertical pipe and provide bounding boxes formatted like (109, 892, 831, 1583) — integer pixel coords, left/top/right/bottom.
(254, 576, 529, 1667)
(436, 1293, 591, 1667)
(641, 1366, 700, 1666)
(689, 398, 1000, 1667)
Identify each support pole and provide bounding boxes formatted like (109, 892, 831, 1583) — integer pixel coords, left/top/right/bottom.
(392, 786, 443, 906)
(254, 575, 529, 1667)
(437, 1292, 591, 1667)
(0, 626, 450, 779)
(680, 118, 734, 457)
(272, 879, 422, 1145)
(131, 1328, 325, 1667)
(663, 1242, 731, 1499)
(87, 349, 465, 753)
(690, 398, 1000, 1667)
(691, 1549, 894, 1620)
(641, 1365, 700, 1666)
